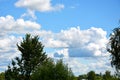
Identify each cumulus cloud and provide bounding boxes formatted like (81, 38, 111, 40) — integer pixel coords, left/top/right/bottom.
(39, 27, 108, 57)
(28, 26, 108, 58)
(0, 15, 41, 34)
(0, 35, 22, 58)
(15, 0, 64, 12)
(63, 27, 108, 57)
(62, 57, 113, 75)
(0, 35, 22, 71)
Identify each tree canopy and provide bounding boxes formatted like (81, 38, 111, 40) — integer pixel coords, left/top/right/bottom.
(107, 27, 120, 77)
(87, 71, 96, 80)
(31, 59, 75, 80)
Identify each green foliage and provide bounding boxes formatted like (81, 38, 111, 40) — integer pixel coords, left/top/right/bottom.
(0, 72, 5, 80)
(5, 34, 47, 80)
(103, 71, 111, 80)
(78, 70, 119, 80)
(107, 27, 120, 77)
(78, 74, 87, 80)
(5, 65, 20, 80)
(87, 71, 96, 80)
(31, 59, 75, 80)
(31, 58, 55, 80)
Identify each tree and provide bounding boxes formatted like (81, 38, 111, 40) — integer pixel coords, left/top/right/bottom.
(5, 61, 20, 80)
(31, 59, 75, 80)
(0, 72, 5, 80)
(31, 58, 55, 80)
(5, 34, 47, 80)
(103, 71, 111, 80)
(78, 74, 87, 80)
(107, 27, 120, 77)
(87, 71, 96, 80)
(55, 59, 74, 80)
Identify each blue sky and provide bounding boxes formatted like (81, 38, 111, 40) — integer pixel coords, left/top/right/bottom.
(0, 0, 120, 76)
(1, 0, 120, 33)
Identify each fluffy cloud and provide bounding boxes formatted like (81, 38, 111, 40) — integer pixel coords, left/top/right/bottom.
(0, 35, 22, 71)
(15, 0, 64, 12)
(40, 27, 108, 57)
(64, 27, 108, 57)
(62, 57, 113, 76)
(0, 15, 41, 34)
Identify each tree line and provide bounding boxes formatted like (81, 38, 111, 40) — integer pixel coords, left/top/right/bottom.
(0, 69, 119, 80)
(78, 70, 119, 80)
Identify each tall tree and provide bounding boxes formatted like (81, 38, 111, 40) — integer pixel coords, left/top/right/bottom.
(107, 27, 120, 77)
(5, 34, 47, 80)
(87, 71, 96, 80)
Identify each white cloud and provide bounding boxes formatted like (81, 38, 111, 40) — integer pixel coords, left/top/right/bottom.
(54, 49, 69, 58)
(62, 57, 113, 76)
(29, 26, 108, 58)
(0, 35, 21, 58)
(39, 27, 108, 57)
(15, 0, 64, 12)
(0, 15, 41, 34)
(0, 35, 22, 71)
(66, 58, 89, 75)
(21, 9, 37, 20)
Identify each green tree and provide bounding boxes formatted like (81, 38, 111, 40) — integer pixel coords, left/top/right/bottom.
(5, 61, 20, 80)
(5, 34, 47, 80)
(32, 59, 75, 80)
(103, 71, 111, 80)
(87, 71, 96, 80)
(55, 59, 75, 80)
(107, 27, 120, 77)
(31, 58, 55, 80)
(78, 74, 87, 80)
(0, 72, 5, 80)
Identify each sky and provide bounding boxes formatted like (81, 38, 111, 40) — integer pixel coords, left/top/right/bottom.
(0, 0, 120, 76)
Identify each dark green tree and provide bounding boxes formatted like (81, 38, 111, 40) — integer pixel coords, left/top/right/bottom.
(5, 34, 47, 80)
(55, 59, 74, 80)
(31, 58, 55, 80)
(107, 27, 120, 77)
(87, 71, 96, 80)
(103, 71, 111, 80)
(31, 59, 75, 80)
(78, 74, 87, 80)
(0, 72, 5, 80)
